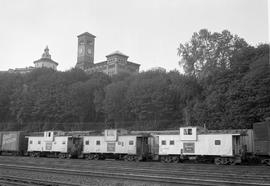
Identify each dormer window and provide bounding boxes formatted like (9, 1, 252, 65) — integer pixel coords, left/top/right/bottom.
(184, 128, 192, 135)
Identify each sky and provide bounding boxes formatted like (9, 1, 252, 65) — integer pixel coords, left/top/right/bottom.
(0, 0, 269, 72)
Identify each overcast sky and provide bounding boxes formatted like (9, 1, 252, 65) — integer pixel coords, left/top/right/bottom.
(0, 0, 269, 72)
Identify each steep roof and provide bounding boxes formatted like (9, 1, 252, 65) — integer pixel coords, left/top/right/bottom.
(106, 50, 129, 58)
(77, 32, 96, 38)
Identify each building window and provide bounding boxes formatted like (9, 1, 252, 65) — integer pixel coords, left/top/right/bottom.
(215, 140, 221, 145)
(85, 140, 89, 145)
(170, 140, 174, 145)
(129, 140, 134, 145)
(62, 141, 66, 145)
(161, 140, 166, 145)
(96, 140, 100, 145)
(184, 128, 192, 135)
(38, 141, 41, 144)
(29, 140, 33, 144)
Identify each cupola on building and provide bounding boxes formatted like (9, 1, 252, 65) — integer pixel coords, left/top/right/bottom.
(34, 46, 58, 70)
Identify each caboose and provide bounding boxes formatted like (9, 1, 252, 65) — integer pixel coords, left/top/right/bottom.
(82, 129, 149, 161)
(151, 126, 243, 165)
(27, 131, 82, 158)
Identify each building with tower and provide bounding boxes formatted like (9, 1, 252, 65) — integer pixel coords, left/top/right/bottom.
(8, 46, 58, 73)
(75, 32, 140, 76)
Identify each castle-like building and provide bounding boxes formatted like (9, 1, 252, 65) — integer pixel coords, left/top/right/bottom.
(8, 32, 140, 75)
(75, 32, 140, 76)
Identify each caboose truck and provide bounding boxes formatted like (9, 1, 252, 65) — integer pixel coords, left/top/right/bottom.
(152, 127, 243, 165)
(82, 129, 149, 161)
(26, 131, 82, 158)
(253, 119, 270, 166)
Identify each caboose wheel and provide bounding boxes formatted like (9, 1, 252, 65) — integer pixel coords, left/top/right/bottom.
(93, 154, 99, 160)
(86, 154, 93, 160)
(166, 156, 173, 163)
(160, 156, 166, 163)
(214, 158, 222, 165)
(58, 153, 65, 159)
(123, 155, 128, 161)
(228, 158, 236, 165)
(172, 156, 179, 163)
(264, 159, 270, 166)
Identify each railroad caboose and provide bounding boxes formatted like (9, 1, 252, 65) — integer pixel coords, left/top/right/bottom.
(82, 129, 149, 161)
(153, 126, 243, 165)
(27, 131, 82, 158)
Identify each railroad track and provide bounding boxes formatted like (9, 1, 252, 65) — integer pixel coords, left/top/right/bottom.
(1, 158, 270, 183)
(0, 175, 79, 186)
(0, 163, 269, 186)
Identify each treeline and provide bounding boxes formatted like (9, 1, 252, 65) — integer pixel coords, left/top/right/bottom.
(0, 29, 269, 131)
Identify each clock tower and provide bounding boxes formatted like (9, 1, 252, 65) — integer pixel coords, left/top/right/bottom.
(76, 32, 96, 69)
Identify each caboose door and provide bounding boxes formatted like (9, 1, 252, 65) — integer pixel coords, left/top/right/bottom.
(68, 137, 83, 158)
(232, 135, 241, 155)
(136, 136, 148, 159)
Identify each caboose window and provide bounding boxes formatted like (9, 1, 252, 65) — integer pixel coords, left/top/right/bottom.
(215, 140, 221, 145)
(85, 140, 89, 145)
(107, 130, 114, 136)
(96, 140, 100, 145)
(161, 140, 166, 145)
(184, 128, 192, 135)
(129, 140, 134, 145)
(170, 140, 174, 145)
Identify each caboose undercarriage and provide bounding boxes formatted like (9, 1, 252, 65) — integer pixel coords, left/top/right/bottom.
(28, 151, 73, 159)
(158, 154, 241, 165)
(83, 153, 143, 161)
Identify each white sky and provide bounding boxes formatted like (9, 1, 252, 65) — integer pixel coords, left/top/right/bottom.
(0, 0, 269, 72)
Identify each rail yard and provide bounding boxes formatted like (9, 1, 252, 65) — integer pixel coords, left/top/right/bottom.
(0, 156, 270, 186)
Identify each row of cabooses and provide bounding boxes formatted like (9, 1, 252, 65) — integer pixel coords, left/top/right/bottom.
(27, 130, 149, 160)
(0, 122, 269, 163)
(0, 128, 255, 159)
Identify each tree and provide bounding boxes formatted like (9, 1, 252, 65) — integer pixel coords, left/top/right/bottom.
(178, 29, 248, 79)
(190, 44, 270, 129)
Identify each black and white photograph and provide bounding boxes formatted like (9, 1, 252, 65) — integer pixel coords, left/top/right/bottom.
(0, 0, 269, 185)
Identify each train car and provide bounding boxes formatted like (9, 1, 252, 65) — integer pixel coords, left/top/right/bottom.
(27, 131, 82, 158)
(0, 131, 28, 155)
(82, 129, 149, 161)
(253, 120, 270, 165)
(152, 126, 243, 165)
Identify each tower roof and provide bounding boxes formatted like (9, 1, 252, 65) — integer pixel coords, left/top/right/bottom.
(106, 50, 129, 58)
(34, 46, 58, 66)
(77, 32, 96, 38)
(42, 45, 51, 59)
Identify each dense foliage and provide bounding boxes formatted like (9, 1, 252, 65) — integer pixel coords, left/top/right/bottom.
(178, 29, 270, 129)
(0, 29, 269, 131)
